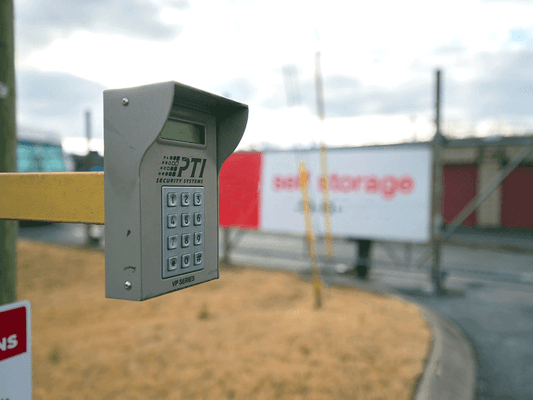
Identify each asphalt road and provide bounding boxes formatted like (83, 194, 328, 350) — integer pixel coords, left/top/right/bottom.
(18, 224, 533, 399)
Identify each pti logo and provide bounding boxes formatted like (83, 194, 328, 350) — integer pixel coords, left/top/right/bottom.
(0, 306, 27, 362)
(159, 155, 207, 178)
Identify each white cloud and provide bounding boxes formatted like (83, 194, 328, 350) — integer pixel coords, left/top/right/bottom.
(15, 0, 533, 145)
(238, 106, 435, 151)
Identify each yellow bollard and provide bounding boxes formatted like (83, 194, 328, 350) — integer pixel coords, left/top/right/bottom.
(298, 162, 322, 309)
(319, 143, 334, 262)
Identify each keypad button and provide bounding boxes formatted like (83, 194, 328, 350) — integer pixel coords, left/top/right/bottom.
(193, 192, 203, 206)
(168, 235, 178, 250)
(181, 192, 190, 206)
(168, 256, 178, 271)
(167, 214, 178, 228)
(167, 192, 178, 207)
(182, 233, 191, 248)
(194, 232, 202, 246)
(194, 252, 203, 265)
(162, 186, 205, 279)
(194, 212, 203, 226)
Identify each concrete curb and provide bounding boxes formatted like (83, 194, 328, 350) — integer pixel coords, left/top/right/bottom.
(445, 235, 533, 255)
(319, 273, 477, 400)
(411, 304, 477, 400)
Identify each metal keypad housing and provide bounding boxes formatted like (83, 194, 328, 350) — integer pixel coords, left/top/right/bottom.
(104, 81, 248, 301)
(162, 186, 205, 279)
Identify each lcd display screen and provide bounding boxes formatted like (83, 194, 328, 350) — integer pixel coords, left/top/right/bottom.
(160, 118, 205, 145)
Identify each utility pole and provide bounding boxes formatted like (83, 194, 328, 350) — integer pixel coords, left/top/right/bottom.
(0, 0, 18, 306)
(282, 65, 302, 107)
(83, 110, 94, 170)
(314, 51, 334, 262)
(431, 69, 445, 294)
(314, 52, 325, 121)
(85, 110, 92, 142)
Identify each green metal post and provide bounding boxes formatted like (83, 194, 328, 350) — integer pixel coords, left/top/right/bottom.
(0, 0, 18, 305)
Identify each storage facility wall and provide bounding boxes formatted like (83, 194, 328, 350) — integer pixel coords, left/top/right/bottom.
(441, 141, 533, 230)
(442, 164, 478, 226)
(501, 165, 533, 228)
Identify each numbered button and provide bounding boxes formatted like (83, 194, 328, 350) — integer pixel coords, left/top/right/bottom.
(181, 213, 190, 227)
(193, 192, 203, 206)
(167, 214, 178, 228)
(168, 235, 178, 250)
(181, 192, 190, 206)
(194, 252, 203, 265)
(182, 233, 191, 248)
(167, 192, 178, 207)
(194, 212, 203, 226)
(182, 254, 191, 268)
(194, 232, 202, 246)
(168, 256, 178, 271)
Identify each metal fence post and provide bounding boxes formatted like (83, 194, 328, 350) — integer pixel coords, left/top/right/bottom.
(430, 69, 444, 293)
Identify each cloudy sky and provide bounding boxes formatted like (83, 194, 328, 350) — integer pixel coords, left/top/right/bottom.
(13, 0, 533, 151)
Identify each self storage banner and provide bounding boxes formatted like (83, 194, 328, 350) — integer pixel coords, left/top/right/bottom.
(219, 144, 433, 243)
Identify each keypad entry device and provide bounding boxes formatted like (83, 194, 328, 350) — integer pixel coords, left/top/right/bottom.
(162, 186, 205, 278)
(104, 81, 248, 301)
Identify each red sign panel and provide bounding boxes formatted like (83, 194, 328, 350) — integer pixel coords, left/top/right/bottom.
(0, 306, 27, 362)
(219, 152, 262, 229)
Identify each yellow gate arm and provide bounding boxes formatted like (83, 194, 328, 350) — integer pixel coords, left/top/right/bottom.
(0, 172, 104, 224)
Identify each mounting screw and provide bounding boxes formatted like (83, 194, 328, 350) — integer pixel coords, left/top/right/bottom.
(124, 281, 132, 290)
(122, 98, 129, 106)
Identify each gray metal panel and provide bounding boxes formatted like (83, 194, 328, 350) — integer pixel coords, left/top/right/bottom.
(104, 82, 174, 301)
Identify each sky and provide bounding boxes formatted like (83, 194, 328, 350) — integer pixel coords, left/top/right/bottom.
(13, 0, 533, 152)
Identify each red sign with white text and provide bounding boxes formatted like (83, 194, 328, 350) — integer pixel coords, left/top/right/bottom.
(0, 306, 27, 362)
(0, 300, 32, 400)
